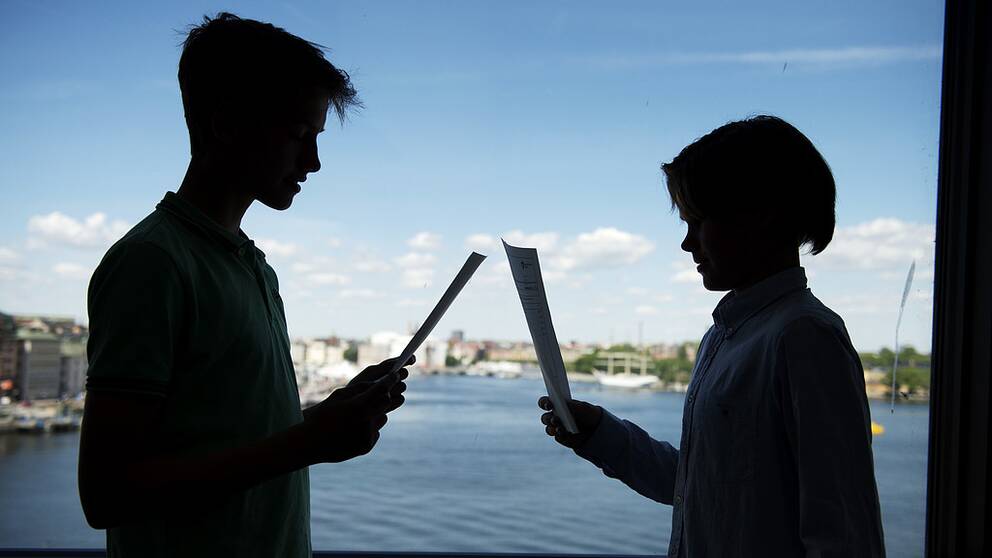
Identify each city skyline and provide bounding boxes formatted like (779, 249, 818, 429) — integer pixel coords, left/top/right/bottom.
(0, 1, 943, 352)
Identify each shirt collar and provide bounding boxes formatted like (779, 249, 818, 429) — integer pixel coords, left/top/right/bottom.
(157, 191, 260, 256)
(712, 267, 808, 335)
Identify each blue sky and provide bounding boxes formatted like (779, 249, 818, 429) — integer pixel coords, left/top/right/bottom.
(0, 0, 944, 351)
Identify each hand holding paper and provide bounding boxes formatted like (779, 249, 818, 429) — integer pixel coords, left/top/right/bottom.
(503, 240, 578, 434)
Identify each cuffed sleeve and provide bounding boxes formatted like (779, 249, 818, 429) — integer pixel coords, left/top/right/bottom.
(575, 409, 680, 504)
(85, 240, 185, 397)
(778, 317, 886, 558)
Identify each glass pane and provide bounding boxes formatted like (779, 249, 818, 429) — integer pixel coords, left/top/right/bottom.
(0, 1, 942, 556)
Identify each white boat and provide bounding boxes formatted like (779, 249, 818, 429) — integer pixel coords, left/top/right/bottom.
(593, 371, 659, 389)
(466, 361, 523, 379)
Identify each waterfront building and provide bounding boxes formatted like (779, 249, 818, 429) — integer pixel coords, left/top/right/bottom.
(358, 331, 447, 370)
(16, 330, 62, 400)
(60, 336, 87, 398)
(304, 339, 345, 367)
(0, 312, 89, 401)
(0, 312, 18, 399)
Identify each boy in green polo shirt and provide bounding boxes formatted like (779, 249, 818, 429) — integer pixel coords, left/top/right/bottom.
(77, 13, 409, 557)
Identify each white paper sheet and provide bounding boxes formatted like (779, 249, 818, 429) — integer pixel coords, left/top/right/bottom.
(387, 252, 487, 375)
(502, 240, 578, 434)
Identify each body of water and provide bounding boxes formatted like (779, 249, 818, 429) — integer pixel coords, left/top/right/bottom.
(0, 375, 930, 556)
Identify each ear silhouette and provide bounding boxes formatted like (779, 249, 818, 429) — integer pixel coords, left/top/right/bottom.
(210, 110, 239, 146)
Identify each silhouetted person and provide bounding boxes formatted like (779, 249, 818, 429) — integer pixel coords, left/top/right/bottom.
(77, 13, 411, 557)
(540, 116, 885, 557)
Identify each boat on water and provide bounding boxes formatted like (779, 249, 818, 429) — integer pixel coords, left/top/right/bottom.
(466, 361, 523, 379)
(593, 371, 659, 389)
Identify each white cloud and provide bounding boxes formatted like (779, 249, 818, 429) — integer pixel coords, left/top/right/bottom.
(554, 227, 653, 271)
(396, 299, 428, 307)
(305, 272, 350, 286)
(291, 262, 316, 274)
(402, 268, 434, 288)
(824, 293, 890, 316)
(327, 237, 342, 248)
(0, 248, 19, 262)
(28, 212, 130, 249)
(810, 218, 935, 272)
(256, 238, 299, 258)
(584, 45, 941, 70)
(53, 262, 91, 280)
(339, 289, 381, 299)
(465, 233, 498, 252)
(354, 258, 392, 273)
(670, 260, 702, 285)
(635, 305, 658, 315)
(542, 270, 569, 284)
(407, 232, 442, 250)
(476, 259, 512, 286)
(502, 230, 559, 252)
(395, 252, 437, 269)
(626, 287, 648, 296)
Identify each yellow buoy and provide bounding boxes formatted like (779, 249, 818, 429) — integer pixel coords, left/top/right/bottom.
(871, 421, 885, 436)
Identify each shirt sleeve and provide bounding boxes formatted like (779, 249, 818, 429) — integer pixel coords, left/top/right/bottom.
(574, 409, 680, 505)
(777, 317, 886, 558)
(85, 240, 185, 397)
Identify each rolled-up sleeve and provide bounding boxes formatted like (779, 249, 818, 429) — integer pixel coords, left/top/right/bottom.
(778, 317, 885, 558)
(85, 240, 184, 397)
(574, 409, 680, 504)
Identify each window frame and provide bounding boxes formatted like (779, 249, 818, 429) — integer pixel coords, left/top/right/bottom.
(925, 0, 992, 556)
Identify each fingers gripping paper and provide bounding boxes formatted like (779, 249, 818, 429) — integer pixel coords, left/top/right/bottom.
(503, 240, 578, 434)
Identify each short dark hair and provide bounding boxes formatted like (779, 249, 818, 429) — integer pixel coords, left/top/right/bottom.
(178, 12, 360, 156)
(662, 115, 836, 255)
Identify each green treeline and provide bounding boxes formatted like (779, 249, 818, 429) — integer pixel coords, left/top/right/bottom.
(860, 346, 931, 395)
(569, 343, 696, 385)
(565, 344, 931, 395)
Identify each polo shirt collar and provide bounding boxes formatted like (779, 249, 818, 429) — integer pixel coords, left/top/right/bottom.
(712, 266, 808, 335)
(158, 192, 256, 254)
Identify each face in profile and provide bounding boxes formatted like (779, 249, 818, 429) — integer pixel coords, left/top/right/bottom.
(680, 211, 771, 292)
(226, 87, 330, 210)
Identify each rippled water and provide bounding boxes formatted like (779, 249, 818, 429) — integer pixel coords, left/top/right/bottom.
(0, 375, 929, 556)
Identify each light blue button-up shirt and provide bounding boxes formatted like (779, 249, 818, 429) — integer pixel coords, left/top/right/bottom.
(576, 267, 885, 557)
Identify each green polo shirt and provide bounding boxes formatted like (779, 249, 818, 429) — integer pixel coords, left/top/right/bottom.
(86, 191, 310, 557)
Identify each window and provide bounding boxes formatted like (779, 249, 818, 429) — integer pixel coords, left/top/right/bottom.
(0, 1, 951, 556)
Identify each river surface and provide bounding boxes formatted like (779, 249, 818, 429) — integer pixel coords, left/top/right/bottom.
(0, 375, 930, 556)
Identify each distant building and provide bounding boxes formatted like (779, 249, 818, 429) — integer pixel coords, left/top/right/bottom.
(487, 341, 537, 362)
(560, 341, 593, 364)
(357, 341, 392, 369)
(0, 312, 89, 400)
(648, 343, 679, 360)
(16, 331, 62, 400)
(448, 340, 483, 363)
(0, 312, 18, 398)
(60, 337, 87, 397)
(358, 331, 447, 370)
(14, 314, 82, 336)
(450, 330, 465, 343)
(304, 339, 345, 367)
